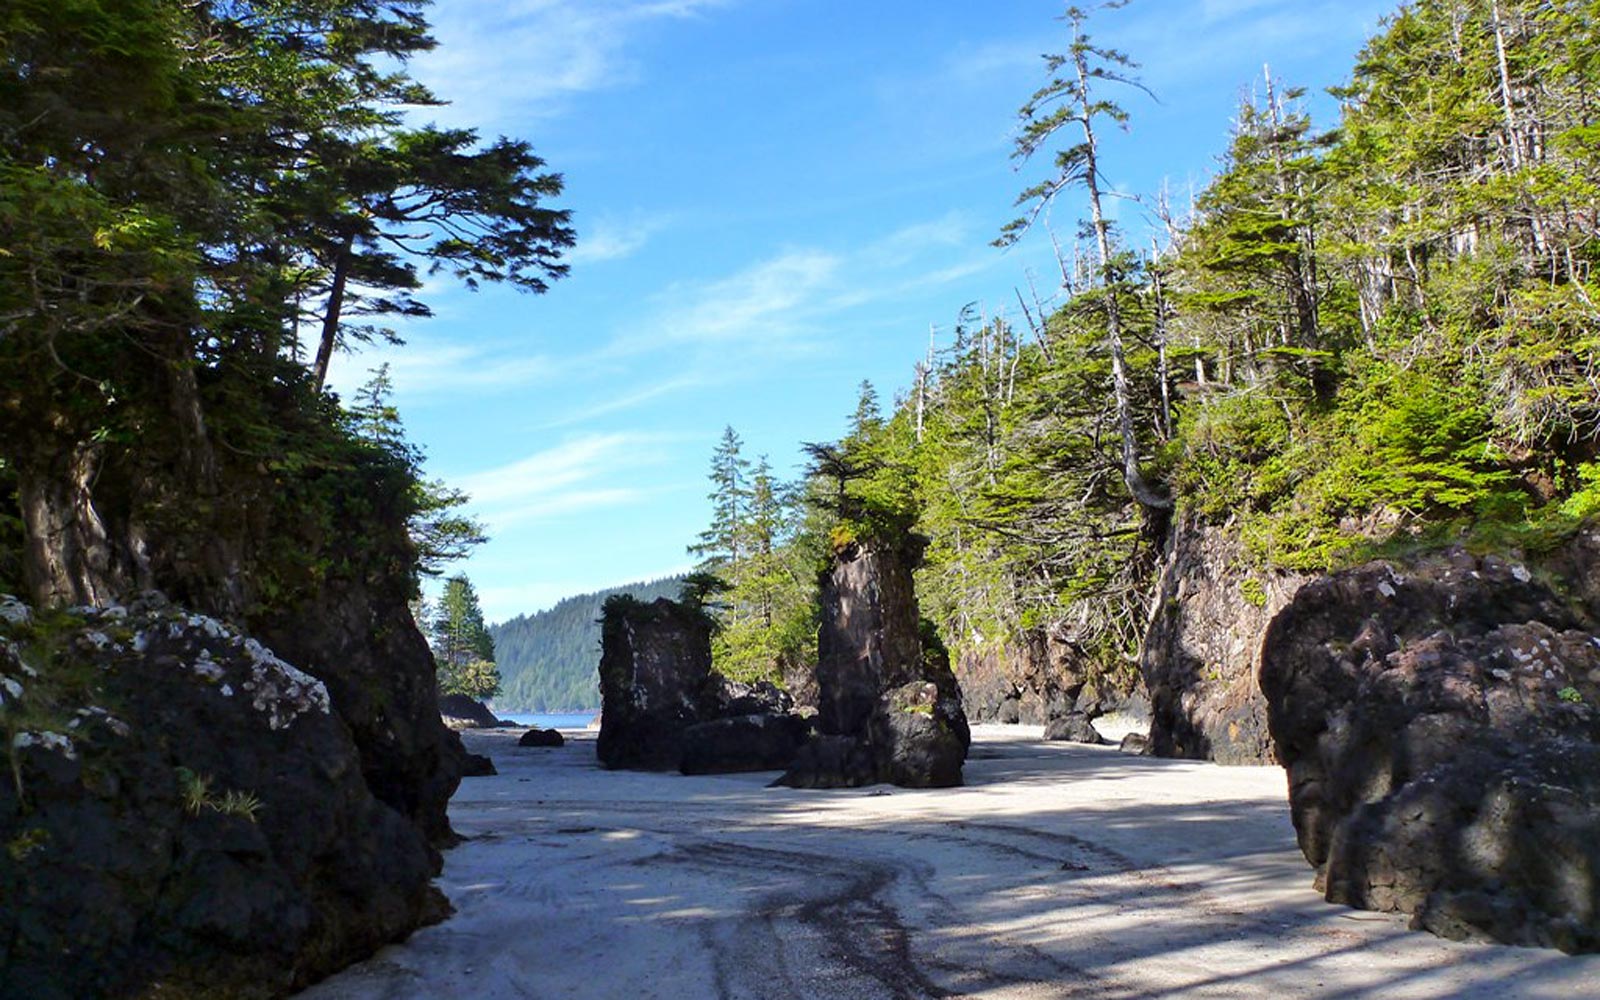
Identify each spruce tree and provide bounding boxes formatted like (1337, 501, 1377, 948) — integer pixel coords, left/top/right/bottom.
(431, 575, 500, 700)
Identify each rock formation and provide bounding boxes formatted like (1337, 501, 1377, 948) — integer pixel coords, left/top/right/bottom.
(1043, 712, 1106, 744)
(253, 537, 463, 848)
(1141, 517, 1311, 764)
(679, 713, 810, 775)
(0, 597, 445, 999)
(780, 539, 968, 788)
(594, 596, 818, 774)
(519, 727, 565, 747)
(1260, 531, 1600, 953)
(595, 595, 719, 769)
(438, 694, 509, 729)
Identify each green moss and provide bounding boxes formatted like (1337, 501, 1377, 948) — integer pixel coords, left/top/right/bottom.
(1239, 578, 1267, 608)
(6, 826, 49, 861)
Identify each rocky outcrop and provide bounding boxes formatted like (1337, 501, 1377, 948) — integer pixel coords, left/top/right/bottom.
(679, 713, 810, 775)
(0, 597, 444, 999)
(595, 596, 718, 770)
(956, 624, 1145, 732)
(1141, 516, 1312, 764)
(519, 727, 564, 747)
(253, 540, 462, 847)
(1260, 533, 1600, 953)
(779, 539, 968, 788)
(438, 694, 509, 729)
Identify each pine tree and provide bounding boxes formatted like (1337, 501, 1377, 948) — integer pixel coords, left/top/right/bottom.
(1001, 1, 1171, 514)
(431, 575, 500, 700)
(689, 426, 750, 570)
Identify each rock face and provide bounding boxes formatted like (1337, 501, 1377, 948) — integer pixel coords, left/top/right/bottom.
(438, 694, 508, 729)
(780, 540, 968, 788)
(956, 625, 1145, 733)
(0, 598, 444, 999)
(255, 566, 462, 847)
(1141, 516, 1311, 764)
(595, 596, 718, 770)
(1260, 535, 1600, 953)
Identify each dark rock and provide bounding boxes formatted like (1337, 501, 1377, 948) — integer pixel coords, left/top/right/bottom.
(0, 600, 443, 999)
(255, 562, 462, 846)
(519, 728, 565, 748)
(1260, 543, 1600, 953)
(595, 596, 717, 770)
(1043, 712, 1106, 744)
(438, 693, 505, 730)
(679, 713, 810, 774)
(1119, 732, 1152, 756)
(773, 734, 880, 789)
(869, 681, 967, 788)
(460, 752, 497, 776)
(1141, 516, 1312, 764)
(779, 539, 968, 788)
(713, 677, 795, 717)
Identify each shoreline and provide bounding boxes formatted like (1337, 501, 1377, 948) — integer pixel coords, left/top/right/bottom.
(301, 725, 1598, 999)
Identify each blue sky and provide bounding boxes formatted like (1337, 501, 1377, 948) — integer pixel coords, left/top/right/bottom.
(327, 0, 1397, 622)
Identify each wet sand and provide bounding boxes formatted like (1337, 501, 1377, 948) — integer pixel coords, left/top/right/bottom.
(300, 725, 1599, 999)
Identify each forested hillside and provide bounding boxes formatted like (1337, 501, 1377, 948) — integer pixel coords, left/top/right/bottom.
(492, 576, 685, 711)
(689, 0, 1600, 697)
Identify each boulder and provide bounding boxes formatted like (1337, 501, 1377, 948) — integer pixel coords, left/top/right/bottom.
(1043, 712, 1105, 745)
(0, 598, 444, 999)
(679, 713, 810, 775)
(438, 694, 506, 730)
(1260, 540, 1600, 952)
(1119, 732, 1153, 756)
(1141, 516, 1312, 764)
(518, 728, 565, 748)
(780, 539, 968, 789)
(773, 734, 880, 790)
(869, 681, 968, 788)
(459, 751, 497, 777)
(595, 596, 718, 770)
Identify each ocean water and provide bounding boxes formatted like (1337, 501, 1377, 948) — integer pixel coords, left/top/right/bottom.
(495, 711, 598, 729)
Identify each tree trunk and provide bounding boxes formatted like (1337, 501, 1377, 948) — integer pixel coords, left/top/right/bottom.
(312, 232, 356, 393)
(17, 438, 128, 608)
(1071, 29, 1171, 514)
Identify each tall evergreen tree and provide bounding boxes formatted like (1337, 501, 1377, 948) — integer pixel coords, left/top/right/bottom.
(431, 574, 499, 700)
(1001, 1, 1171, 515)
(689, 426, 750, 570)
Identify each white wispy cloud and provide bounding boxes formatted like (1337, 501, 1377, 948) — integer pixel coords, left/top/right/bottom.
(414, 0, 736, 125)
(544, 373, 712, 427)
(328, 337, 565, 401)
(569, 213, 672, 265)
(657, 249, 842, 347)
(451, 432, 677, 529)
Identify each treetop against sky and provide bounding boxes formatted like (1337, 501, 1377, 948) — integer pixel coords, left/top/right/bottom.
(328, 0, 1393, 621)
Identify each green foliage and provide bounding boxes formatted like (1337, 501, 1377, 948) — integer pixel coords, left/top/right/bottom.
(430, 575, 499, 700)
(1239, 578, 1267, 608)
(0, 0, 567, 623)
(6, 826, 49, 861)
(688, 431, 824, 686)
(175, 766, 262, 823)
(1558, 686, 1583, 704)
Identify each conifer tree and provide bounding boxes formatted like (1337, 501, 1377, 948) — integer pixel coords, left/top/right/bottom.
(1001, 2, 1171, 514)
(431, 575, 499, 700)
